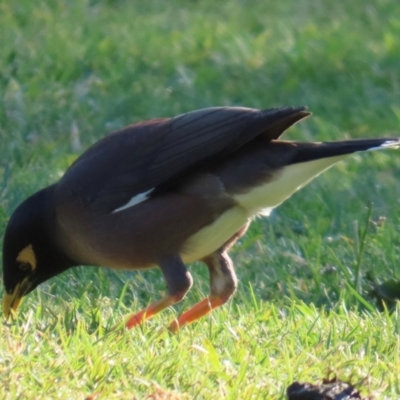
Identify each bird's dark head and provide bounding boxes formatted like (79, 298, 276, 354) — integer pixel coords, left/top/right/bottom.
(2, 186, 75, 319)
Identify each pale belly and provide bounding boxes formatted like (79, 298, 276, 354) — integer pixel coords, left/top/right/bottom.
(181, 206, 249, 263)
(181, 156, 345, 262)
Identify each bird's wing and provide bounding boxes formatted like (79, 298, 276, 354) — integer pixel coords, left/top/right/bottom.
(56, 106, 309, 214)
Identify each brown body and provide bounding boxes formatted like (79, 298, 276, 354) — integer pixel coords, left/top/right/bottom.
(3, 106, 399, 330)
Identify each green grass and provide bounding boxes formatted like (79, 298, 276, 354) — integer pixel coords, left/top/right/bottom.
(1, 0, 400, 398)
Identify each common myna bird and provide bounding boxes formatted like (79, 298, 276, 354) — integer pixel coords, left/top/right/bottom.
(2, 106, 400, 331)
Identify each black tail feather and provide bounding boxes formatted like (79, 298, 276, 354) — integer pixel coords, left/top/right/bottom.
(289, 138, 400, 164)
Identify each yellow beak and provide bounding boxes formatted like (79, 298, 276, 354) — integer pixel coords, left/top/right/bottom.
(3, 281, 25, 319)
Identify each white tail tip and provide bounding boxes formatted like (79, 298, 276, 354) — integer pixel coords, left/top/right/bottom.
(368, 139, 400, 151)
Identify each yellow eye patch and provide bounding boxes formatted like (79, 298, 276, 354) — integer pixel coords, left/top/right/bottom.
(16, 244, 37, 270)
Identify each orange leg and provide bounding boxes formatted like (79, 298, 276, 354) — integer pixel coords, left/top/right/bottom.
(125, 295, 178, 329)
(169, 250, 238, 332)
(169, 296, 226, 333)
(125, 251, 237, 332)
(125, 255, 193, 329)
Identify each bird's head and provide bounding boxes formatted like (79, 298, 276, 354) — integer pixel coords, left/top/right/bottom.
(2, 186, 74, 319)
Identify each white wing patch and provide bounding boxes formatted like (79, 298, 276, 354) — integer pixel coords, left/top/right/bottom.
(112, 188, 154, 213)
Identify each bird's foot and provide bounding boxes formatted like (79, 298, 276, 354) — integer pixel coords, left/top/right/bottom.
(169, 296, 224, 333)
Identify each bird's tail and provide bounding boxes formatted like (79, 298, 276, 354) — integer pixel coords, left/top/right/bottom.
(289, 138, 400, 164)
(223, 137, 399, 216)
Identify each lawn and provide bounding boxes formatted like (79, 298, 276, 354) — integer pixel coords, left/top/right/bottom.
(1, 0, 400, 398)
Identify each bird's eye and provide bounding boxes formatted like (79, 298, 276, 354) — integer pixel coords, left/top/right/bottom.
(18, 262, 31, 272)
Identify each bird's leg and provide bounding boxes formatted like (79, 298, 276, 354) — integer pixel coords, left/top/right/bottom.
(169, 251, 237, 332)
(125, 255, 193, 329)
